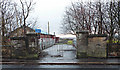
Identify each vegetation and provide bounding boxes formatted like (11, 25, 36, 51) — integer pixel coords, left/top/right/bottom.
(62, 0, 120, 52)
(0, 0, 38, 59)
(0, 0, 37, 45)
(106, 40, 120, 44)
(67, 40, 73, 45)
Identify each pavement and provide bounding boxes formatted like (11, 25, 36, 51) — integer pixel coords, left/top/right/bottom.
(1, 44, 120, 70)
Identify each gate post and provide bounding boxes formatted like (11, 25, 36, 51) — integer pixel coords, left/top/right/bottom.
(76, 30, 88, 58)
(0, 32, 2, 65)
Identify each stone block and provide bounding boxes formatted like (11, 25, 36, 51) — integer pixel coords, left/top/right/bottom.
(87, 35, 107, 57)
(76, 31, 88, 58)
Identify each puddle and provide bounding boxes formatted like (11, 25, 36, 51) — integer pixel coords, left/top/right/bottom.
(51, 55, 63, 57)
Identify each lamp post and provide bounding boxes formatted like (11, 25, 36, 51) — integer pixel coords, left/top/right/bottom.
(48, 21, 50, 34)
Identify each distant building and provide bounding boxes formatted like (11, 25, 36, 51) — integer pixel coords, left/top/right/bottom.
(8, 26, 58, 49)
(9, 26, 35, 37)
(8, 26, 38, 48)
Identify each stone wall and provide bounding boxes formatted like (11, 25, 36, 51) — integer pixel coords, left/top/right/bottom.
(76, 31, 107, 58)
(87, 36, 107, 57)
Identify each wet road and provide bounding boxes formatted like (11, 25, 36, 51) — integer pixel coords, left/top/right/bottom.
(1, 44, 120, 70)
(39, 44, 120, 63)
(40, 44, 78, 63)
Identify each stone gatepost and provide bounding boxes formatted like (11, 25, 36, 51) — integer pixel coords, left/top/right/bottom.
(0, 32, 2, 70)
(76, 31, 88, 58)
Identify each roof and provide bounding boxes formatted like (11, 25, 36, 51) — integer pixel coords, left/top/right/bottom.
(8, 26, 56, 37)
(8, 26, 35, 37)
(26, 32, 38, 36)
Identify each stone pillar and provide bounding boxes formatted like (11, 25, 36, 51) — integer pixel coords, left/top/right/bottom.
(0, 31, 2, 69)
(76, 30, 88, 58)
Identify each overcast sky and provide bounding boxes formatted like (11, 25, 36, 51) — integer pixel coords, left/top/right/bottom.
(23, 0, 107, 36)
(28, 0, 80, 35)
(15, 0, 107, 36)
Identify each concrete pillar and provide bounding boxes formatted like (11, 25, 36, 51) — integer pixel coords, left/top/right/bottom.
(76, 30, 88, 58)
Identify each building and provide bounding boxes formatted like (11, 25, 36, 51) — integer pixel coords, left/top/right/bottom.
(9, 26, 35, 37)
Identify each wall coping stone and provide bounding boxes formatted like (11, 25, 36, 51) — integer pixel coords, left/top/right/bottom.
(76, 30, 89, 34)
(88, 34, 107, 38)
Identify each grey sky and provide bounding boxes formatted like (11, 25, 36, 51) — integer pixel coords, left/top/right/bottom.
(29, 0, 79, 35)
(31, 0, 108, 35)
(18, 0, 108, 35)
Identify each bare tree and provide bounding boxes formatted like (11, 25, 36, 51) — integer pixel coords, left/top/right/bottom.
(62, 0, 119, 40)
(62, 1, 90, 35)
(19, 0, 35, 35)
(0, 0, 15, 45)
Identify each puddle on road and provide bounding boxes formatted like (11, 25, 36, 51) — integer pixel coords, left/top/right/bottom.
(58, 49, 76, 51)
(51, 55, 63, 57)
